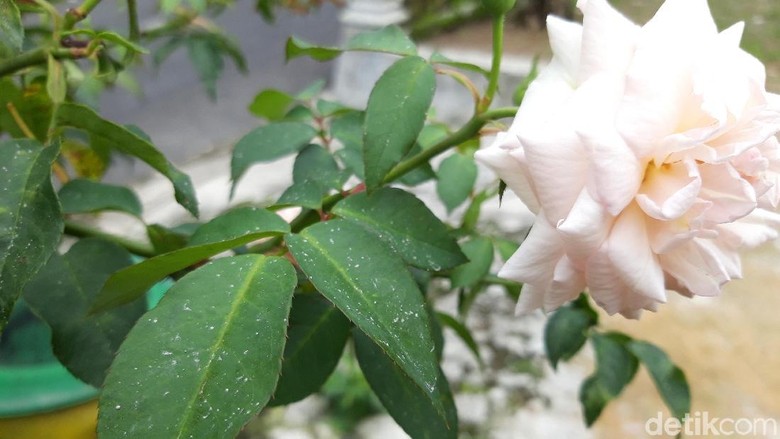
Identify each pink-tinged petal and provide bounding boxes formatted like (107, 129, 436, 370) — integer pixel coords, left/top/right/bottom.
(546, 15, 583, 82)
(718, 209, 780, 248)
(576, 0, 639, 82)
(659, 240, 727, 297)
(498, 213, 563, 286)
(520, 75, 619, 223)
(544, 255, 586, 312)
(518, 128, 588, 224)
(515, 283, 545, 315)
(585, 247, 661, 318)
(698, 163, 757, 224)
(509, 67, 576, 132)
(637, 159, 701, 220)
(607, 203, 666, 302)
(579, 127, 643, 215)
(647, 200, 716, 254)
(475, 133, 540, 213)
(643, 0, 717, 43)
(557, 189, 612, 267)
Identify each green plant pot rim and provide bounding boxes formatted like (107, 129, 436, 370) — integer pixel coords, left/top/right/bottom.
(0, 279, 170, 418)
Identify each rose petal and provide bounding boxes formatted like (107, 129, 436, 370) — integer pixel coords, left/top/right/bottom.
(607, 203, 666, 302)
(576, 0, 639, 82)
(498, 213, 563, 285)
(474, 133, 541, 213)
(636, 159, 702, 220)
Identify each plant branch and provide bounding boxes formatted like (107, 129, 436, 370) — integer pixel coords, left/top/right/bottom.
(64, 220, 156, 257)
(64, 0, 104, 30)
(479, 15, 505, 112)
(0, 47, 94, 77)
(127, 0, 140, 41)
(382, 107, 517, 184)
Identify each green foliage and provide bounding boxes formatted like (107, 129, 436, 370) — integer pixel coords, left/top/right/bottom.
(98, 255, 297, 439)
(436, 152, 478, 212)
(93, 207, 289, 312)
(56, 103, 199, 217)
(0, 140, 63, 336)
(363, 56, 436, 190)
(354, 329, 458, 438)
(23, 239, 144, 387)
(544, 295, 598, 369)
(286, 25, 418, 62)
(231, 122, 318, 189)
(270, 293, 351, 406)
(58, 179, 143, 217)
(332, 188, 467, 271)
(286, 220, 444, 415)
(629, 341, 691, 419)
(0, 0, 23, 56)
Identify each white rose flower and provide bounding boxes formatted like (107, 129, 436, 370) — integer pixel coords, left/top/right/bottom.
(475, 0, 780, 318)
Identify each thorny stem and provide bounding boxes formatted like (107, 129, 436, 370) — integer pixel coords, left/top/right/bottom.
(0, 47, 95, 77)
(63, 0, 104, 30)
(479, 14, 505, 113)
(127, 0, 140, 41)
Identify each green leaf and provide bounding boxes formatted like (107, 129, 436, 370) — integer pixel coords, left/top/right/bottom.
(286, 25, 417, 62)
(429, 52, 489, 78)
(270, 293, 351, 406)
(96, 31, 149, 54)
(332, 188, 466, 271)
(315, 99, 351, 118)
(249, 89, 294, 121)
(628, 341, 691, 419)
(58, 179, 142, 217)
(0, 140, 62, 336)
(591, 332, 638, 396)
(436, 312, 483, 367)
(0, 79, 53, 140)
(450, 237, 493, 288)
(147, 224, 189, 253)
(46, 55, 66, 104)
(0, 0, 23, 55)
(98, 255, 296, 439)
(92, 207, 289, 312)
(276, 181, 326, 210)
(335, 148, 364, 180)
(295, 79, 326, 100)
(397, 143, 436, 187)
(354, 329, 457, 439)
(459, 190, 490, 235)
(56, 103, 199, 217)
(285, 36, 342, 62)
(544, 300, 597, 369)
(579, 375, 611, 427)
(285, 220, 443, 415)
(437, 152, 477, 212)
(363, 56, 436, 190)
(330, 111, 364, 151)
(231, 122, 317, 189)
(23, 239, 144, 387)
(494, 237, 519, 262)
(187, 37, 223, 100)
(345, 25, 417, 56)
(293, 144, 344, 190)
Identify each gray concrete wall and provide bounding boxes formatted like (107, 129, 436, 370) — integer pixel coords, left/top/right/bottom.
(90, 2, 341, 182)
